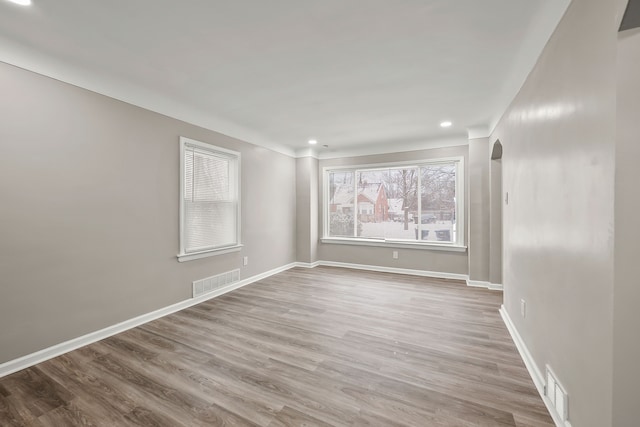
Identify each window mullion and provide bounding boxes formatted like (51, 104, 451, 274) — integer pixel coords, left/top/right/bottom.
(353, 170, 357, 237)
(417, 166, 422, 241)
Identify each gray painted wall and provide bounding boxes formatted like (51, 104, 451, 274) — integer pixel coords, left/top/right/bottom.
(489, 152, 503, 285)
(0, 62, 297, 364)
(317, 146, 469, 275)
(295, 156, 319, 264)
(614, 26, 640, 427)
(4, 9, 635, 426)
(468, 137, 490, 282)
(490, 0, 617, 425)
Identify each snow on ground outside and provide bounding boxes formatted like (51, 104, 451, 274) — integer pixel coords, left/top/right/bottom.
(360, 221, 454, 242)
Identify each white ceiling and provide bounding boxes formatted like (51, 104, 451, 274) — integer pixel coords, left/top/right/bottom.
(0, 0, 570, 157)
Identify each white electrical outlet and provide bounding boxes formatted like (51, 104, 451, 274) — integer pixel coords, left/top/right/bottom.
(392, 251, 398, 259)
(520, 299, 526, 318)
(243, 256, 248, 266)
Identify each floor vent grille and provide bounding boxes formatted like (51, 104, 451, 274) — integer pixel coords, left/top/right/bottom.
(193, 269, 241, 298)
(545, 365, 568, 422)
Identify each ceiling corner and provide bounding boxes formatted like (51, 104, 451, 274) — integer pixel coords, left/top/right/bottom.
(467, 126, 491, 140)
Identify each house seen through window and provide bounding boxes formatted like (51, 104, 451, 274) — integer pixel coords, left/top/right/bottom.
(326, 159, 463, 245)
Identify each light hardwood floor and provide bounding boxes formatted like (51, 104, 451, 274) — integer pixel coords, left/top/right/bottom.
(0, 266, 554, 426)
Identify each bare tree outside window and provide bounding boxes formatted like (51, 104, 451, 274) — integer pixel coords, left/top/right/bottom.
(327, 161, 459, 243)
(387, 168, 418, 231)
(328, 171, 355, 237)
(420, 164, 456, 242)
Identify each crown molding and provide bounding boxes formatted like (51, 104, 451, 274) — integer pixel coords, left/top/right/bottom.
(1, 40, 470, 162)
(467, 126, 491, 140)
(314, 136, 468, 160)
(0, 37, 296, 158)
(294, 147, 319, 159)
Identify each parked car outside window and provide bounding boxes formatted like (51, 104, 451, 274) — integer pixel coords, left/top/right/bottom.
(414, 214, 436, 239)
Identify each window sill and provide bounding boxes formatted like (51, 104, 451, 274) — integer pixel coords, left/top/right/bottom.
(177, 244, 243, 262)
(320, 237, 467, 252)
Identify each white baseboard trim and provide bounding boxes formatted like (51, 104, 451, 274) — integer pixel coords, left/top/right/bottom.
(293, 261, 321, 269)
(310, 260, 468, 281)
(499, 305, 572, 427)
(302, 261, 503, 290)
(0, 262, 297, 379)
(499, 306, 545, 392)
(0, 261, 476, 379)
(466, 279, 503, 291)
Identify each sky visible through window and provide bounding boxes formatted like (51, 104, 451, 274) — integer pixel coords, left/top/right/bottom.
(328, 163, 457, 242)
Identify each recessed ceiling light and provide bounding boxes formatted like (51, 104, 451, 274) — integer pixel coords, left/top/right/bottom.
(6, 0, 31, 5)
(440, 121, 452, 128)
(308, 139, 317, 145)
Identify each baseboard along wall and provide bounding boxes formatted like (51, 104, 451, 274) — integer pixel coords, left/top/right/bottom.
(499, 305, 572, 427)
(295, 260, 469, 281)
(1, 260, 500, 378)
(466, 279, 503, 291)
(0, 262, 296, 378)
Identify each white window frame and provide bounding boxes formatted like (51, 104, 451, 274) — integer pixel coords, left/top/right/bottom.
(177, 137, 242, 262)
(322, 157, 466, 252)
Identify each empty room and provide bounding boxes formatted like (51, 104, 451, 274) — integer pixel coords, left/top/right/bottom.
(0, 0, 638, 426)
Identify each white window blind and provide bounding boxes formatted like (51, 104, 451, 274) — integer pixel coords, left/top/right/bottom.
(179, 138, 240, 260)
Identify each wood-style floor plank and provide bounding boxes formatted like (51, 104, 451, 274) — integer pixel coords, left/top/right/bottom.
(0, 266, 554, 426)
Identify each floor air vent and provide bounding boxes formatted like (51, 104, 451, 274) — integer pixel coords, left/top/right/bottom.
(545, 365, 569, 423)
(192, 269, 241, 298)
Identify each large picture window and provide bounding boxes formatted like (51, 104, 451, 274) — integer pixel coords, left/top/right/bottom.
(324, 158, 464, 248)
(178, 137, 241, 262)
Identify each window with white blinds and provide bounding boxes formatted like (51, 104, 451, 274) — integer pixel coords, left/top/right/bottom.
(178, 137, 241, 262)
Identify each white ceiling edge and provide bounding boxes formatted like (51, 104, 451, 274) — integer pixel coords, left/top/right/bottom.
(295, 147, 319, 159)
(2, 37, 465, 162)
(488, 0, 572, 136)
(0, 0, 571, 161)
(310, 136, 469, 160)
(0, 36, 296, 158)
(467, 126, 491, 140)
